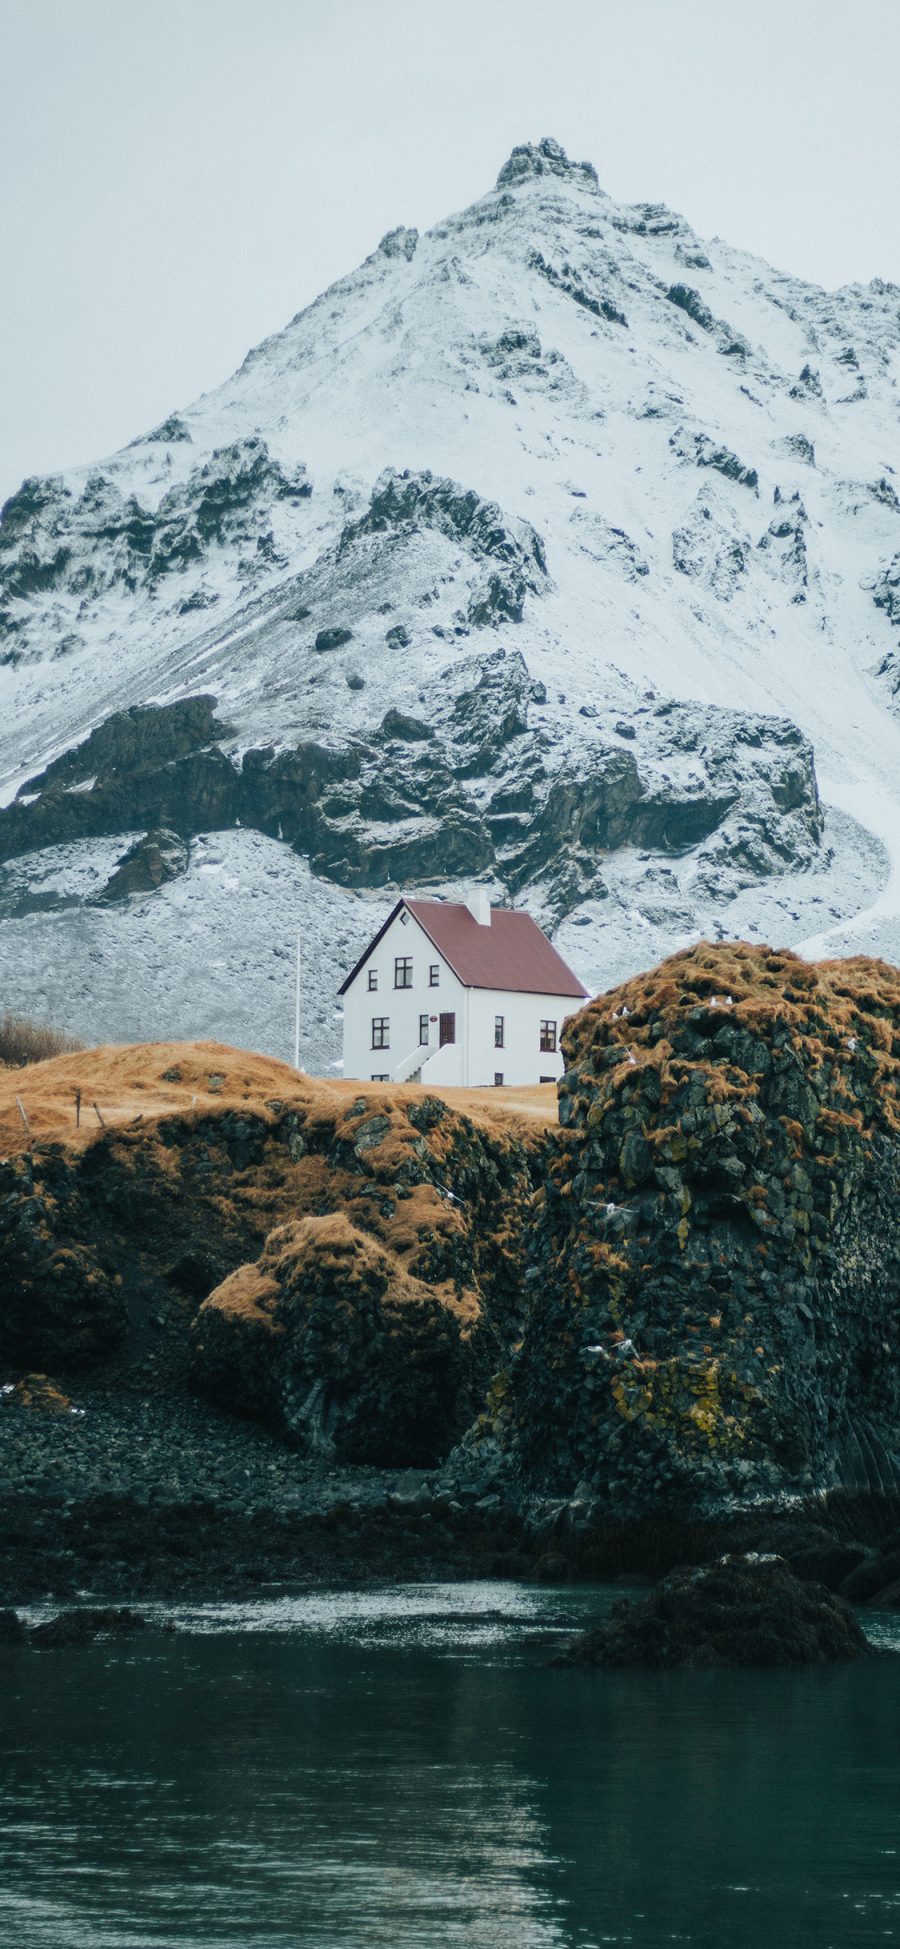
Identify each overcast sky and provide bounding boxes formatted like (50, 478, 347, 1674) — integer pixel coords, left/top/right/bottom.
(2, 0, 899, 504)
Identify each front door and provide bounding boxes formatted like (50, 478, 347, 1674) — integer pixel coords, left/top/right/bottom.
(439, 1012, 456, 1047)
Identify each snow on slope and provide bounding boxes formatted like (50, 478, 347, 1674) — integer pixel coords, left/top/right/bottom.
(3, 136, 900, 1066)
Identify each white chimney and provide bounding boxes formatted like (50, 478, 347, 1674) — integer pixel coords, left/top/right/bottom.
(465, 887, 491, 926)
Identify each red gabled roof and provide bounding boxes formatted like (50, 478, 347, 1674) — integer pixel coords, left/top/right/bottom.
(338, 898, 589, 998)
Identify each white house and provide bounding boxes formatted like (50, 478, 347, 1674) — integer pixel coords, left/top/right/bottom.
(338, 891, 589, 1088)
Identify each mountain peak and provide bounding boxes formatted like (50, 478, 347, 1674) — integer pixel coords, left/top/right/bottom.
(495, 135, 599, 192)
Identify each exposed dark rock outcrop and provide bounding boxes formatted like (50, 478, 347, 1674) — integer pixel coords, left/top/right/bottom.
(508, 942, 900, 1518)
(670, 429, 758, 491)
(874, 553, 900, 627)
(0, 441, 311, 645)
(665, 286, 751, 360)
(0, 1058, 541, 1470)
(314, 625, 353, 652)
(758, 492, 810, 601)
(28, 1606, 149, 1648)
(496, 136, 599, 191)
(341, 468, 547, 627)
(672, 490, 751, 598)
(17, 695, 229, 797)
(195, 1090, 540, 1462)
(528, 250, 628, 330)
(0, 1200, 125, 1365)
(197, 1215, 477, 1467)
(0, 652, 822, 919)
(553, 1557, 870, 1668)
(96, 829, 189, 902)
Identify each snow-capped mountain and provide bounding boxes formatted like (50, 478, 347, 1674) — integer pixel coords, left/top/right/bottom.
(3, 135, 900, 1067)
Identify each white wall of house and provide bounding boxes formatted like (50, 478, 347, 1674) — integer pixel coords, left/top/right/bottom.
(341, 908, 468, 1086)
(341, 908, 582, 1087)
(463, 986, 579, 1087)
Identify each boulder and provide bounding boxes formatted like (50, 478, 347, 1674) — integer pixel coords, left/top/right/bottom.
(96, 828, 189, 902)
(510, 942, 900, 1517)
(553, 1557, 870, 1669)
(29, 1607, 149, 1648)
(313, 626, 353, 652)
(198, 1213, 476, 1466)
(194, 1088, 540, 1464)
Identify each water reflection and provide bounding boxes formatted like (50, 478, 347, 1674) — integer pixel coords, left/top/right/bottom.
(1, 1584, 900, 1947)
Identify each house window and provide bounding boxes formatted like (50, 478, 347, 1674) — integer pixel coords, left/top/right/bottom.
(439, 1012, 456, 1047)
(394, 956, 413, 989)
(540, 1019, 557, 1053)
(368, 968, 378, 991)
(429, 964, 440, 987)
(371, 1017, 389, 1050)
(419, 1014, 430, 1045)
(371, 1073, 389, 1082)
(494, 1072, 504, 1087)
(494, 1015, 504, 1048)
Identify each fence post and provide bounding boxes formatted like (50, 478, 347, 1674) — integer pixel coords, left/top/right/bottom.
(14, 1096, 31, 1147)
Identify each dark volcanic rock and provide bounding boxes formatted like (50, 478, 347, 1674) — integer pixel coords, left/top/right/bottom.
(528, 250, 628, 330)
(96, 828, 189, 902)
(379, 709, 434, 744)
(29, 1606, 149, 1647)
(19, 695, 227, 798)
(195, 1090, 540, 1465)
(0, 1064, 541, 1473)
(553, 1558, 870, 1669)
(342, 468, 547, 628)
(0, 638, 821, 919)
(874, 553, 900, 628)
(198, 1215, 476, 1467)
(0, 441, 311, 627)
(509, 942, 900, 1516)
(497, 136, 599, 191)
(0, 1151, 128, 1364)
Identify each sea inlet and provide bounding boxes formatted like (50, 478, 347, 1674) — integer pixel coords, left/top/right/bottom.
(2, 1580, 900, 1948)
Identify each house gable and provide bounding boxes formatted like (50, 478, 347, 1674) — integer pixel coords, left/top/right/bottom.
(337, 900, 449, 997)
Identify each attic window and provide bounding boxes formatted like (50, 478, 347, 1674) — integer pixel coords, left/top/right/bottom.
(368, 969, 378, 991)
(429, 965, 440, 987)
(394, 956, 413, 989)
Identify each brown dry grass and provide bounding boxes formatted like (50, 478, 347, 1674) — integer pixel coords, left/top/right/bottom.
(0, 1040, 559, 1157)
(204, 1211, 481, 1333)
(0, 1011, 83, 1068)
(569, 941, 900, 1133)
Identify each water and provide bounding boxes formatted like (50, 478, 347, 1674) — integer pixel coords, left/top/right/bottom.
(3, 1581, 900, 1948)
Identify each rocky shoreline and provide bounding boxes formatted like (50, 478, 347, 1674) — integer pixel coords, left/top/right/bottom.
(4, 1376, 900, 1612)
(0, 1382, 535, 1604)
(6, 942, 900, 1628)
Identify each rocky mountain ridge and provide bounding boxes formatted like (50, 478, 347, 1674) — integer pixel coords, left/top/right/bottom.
(3, 136, 900, 1058)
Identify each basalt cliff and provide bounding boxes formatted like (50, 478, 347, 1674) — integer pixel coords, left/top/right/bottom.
(5, 942, 900, 1599)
